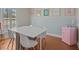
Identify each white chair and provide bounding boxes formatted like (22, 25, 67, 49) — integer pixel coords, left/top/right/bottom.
(20, 34, 38, 50)
(0, 22, 2, 49)
(0, 22, 1, 30)
(7, 30, 16, 50)
(0, 22, 2, 37)
(0, 22, 1, 36)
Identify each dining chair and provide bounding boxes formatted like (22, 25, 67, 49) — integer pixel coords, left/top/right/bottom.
(0, 22, 2, 49)
(0, 22, 3, 44)
(20, 34, 38, 50)
(0, 22, 2, 37)
(0, 22, 1, 30)
(7, 30, 15, 50)
(0, 22, 1, 36)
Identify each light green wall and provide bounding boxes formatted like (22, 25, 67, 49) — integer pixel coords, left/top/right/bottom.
(31, 16, 77, 36)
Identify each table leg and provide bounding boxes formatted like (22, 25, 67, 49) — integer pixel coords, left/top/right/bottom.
(40, 37, 43, 50)
(16, 33, 21, 50)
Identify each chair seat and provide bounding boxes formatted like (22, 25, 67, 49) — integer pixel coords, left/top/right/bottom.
(20, 34, 38, 48)
(20, 40, 38, 48)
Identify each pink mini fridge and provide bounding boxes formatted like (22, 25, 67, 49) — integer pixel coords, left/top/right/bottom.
(62, 26, 77, 46)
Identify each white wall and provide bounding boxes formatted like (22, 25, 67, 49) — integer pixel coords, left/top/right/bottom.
(16, 8, 31, 27)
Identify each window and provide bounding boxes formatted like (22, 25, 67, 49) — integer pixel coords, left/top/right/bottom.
(2, 8, 16, 29)
(0, 8, 16, 35)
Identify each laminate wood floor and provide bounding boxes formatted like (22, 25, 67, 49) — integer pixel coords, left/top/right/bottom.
(0, 35, 79, 50)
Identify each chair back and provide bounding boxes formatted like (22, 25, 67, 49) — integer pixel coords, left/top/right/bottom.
(20, 34, 32, 45)
(0, 22, 1, 30)
(20, 34, 37, 48)
(8, 30, 15, 39)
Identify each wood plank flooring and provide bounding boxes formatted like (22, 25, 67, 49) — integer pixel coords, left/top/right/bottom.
(0, 35, 79, 50)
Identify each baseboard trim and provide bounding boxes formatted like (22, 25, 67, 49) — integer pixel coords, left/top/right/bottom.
(47, 33, 61, 38)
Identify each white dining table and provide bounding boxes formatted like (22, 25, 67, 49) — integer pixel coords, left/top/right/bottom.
(9, 26, 47, 50)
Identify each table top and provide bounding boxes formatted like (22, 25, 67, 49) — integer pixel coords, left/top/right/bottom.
(9, 26, 47, 38)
